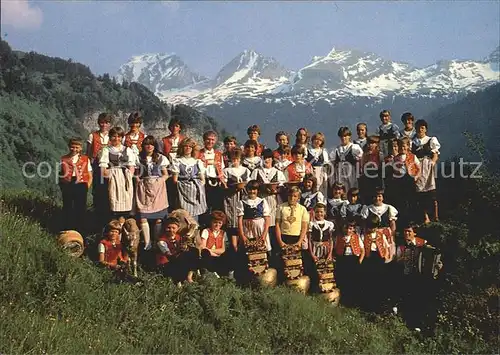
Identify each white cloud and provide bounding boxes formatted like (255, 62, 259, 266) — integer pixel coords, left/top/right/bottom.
(160, 1, 180, 13)
(1, 0, 43, 30)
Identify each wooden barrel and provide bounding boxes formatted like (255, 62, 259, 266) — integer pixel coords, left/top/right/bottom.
(57, 230, 84, 257)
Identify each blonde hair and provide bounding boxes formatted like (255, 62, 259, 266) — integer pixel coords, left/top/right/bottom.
(177, 137, 197, 157)
(311, 132, 325, 147)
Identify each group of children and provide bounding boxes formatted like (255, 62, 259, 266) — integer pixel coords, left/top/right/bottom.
(59, 109, 442, 319)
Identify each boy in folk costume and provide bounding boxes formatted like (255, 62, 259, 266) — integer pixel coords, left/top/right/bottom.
(400, 112, 416, 141)
(123, 111, 146, 156)
(171, 138, 207, 221)
(99, 126, 137, 220)
(198, 211, 231, 277)
(98, 220, 128, 270)
(242, 139, 262, 173)
(59, 138, 92, 232)
(285, 145, 313, 183)
(308, 203, 335, 292)
(199, 130, 225, 213)
(161, 118, 185, 210)
(273, 131, 293, 171)
(361, 215, 392, 312)
(393, 137, 421, 227)
(156, 217, 199, 283)
(354, 122, 368, 150)
(377, 109, 401, 157)
(275, 186, 310, 249)
(222, 148, 251, 246)
(412, 119, 441, 224)
(334, 220, 364, 306)
(135, 136, 170, 250)
(251, 149, 287, 258)
(307, 132, 330, 196)
(87, 113, 112, 225)
(383, 138, 400, 206)
(223, 136, 238, 167)
(358, 135, 384, 204)
(244, 125, 265, 156)
(330, 126, 363, 194)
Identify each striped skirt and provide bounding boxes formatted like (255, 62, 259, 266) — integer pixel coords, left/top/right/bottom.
(108, 167, 133, 213)
(177, 179, 207, 217)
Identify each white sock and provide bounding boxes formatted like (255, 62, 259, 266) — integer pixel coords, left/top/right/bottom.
(141, 221, 151, 250)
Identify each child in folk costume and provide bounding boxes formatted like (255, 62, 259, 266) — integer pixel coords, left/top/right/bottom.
(251, 149, 287, 254)
(361, 187, 398, 260)
(123, 112, 146, 156)
(135, 136, 170, 250)
(307, 132, 330, 196)
(400, 112, 416, 141)
(59, 138, 92, 232)
(223, 136, 238, 167)
(222, 148, 252, 246)
(354, 122, 368, 150)
(87, 113, 111, 225)
(330, 127, 363, 194)
(198, 211, 231, 277)
(308, 203, 335, 292)
(156, 217, 199, 283)
(361, 215, 393, 312)
(273, 131, 293, 171)
(275, 186, 310, 248)
(300, 173, 326, 215)
(199, 130, 225, 213)
(358, 135, 384, 204)
(383, 138, 400, 206)
(334, 220, 364, 306)
(392, 137, 421, 227)
(161, 118, 185, 211)
(98, 220, 128, 270)
(294, 128, 311, 160)
(412, 119, 441, 224)
(244, 125, 265, 156)
(327, 182, 349, 228)
(340, 187, 365, 233)
(285, 145, 313, 183)
(242, 140, 262, 173)
(171, 138, 207, 221)
(378, 109, 401, 157)
(99, 126, 137, 219)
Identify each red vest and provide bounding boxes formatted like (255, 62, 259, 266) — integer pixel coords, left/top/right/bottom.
(286, 161, 312, 181)
(205, 229, 224, 250)
(100, 238, 127, 267)
(361, 151, 381, 171)
(335, 234, 362, 256)
(364, 229, 391, 258)
(407, 236, 426, 247)
(90, 131, 110, 160)
(161, 134, 185, 156)
(273, 149, 292, 164)
(124, 131, 145, 152)
(155, 234, 182, 265)
(398, 152, 420, 177)
(199, 149, 224, 180)
(59, 154, 91, 184)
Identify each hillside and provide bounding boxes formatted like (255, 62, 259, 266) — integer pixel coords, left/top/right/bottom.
(0, 40, 223, 194)
(425, 83, 500, 170)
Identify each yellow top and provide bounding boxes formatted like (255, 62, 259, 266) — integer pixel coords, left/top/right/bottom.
(276, 202, 310, 236)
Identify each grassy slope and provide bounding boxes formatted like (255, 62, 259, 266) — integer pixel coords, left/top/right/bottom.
(0, 190, 425, 354)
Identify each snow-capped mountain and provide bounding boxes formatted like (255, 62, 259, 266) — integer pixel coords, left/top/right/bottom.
(116, 53, 208, 92)
(116, 46, 499, 146)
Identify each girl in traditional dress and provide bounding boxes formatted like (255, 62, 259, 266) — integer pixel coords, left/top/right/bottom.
(307, 132, 330, 196)
(222, 148, 251, 248)
(327, 182, 349, 228)
(412, 119, 441, 224)
(242, 140, 262, 173)
(223, 136, 238, 167)
(99, 126, 136, 220)
(358, 135, 383, 204)
(340, 187, 365, 234)
(378, 109, 401, 157)
(354, 122, 368, 150)
(400, 112, 416, 140)
(285, 145, 312, 182)
(135, 136, 170, 250)
(294, 127, 310, 160)
(251, 149, 287, 254)
(273, 131, 293, 171)
(171, 137, 207, 221)
(330, 127, 363, 194)
(383, 138, 400, 206)
(300, 173, 326, 215)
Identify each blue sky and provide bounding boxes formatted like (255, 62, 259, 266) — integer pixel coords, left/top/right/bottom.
(2, 1, 499, 77)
